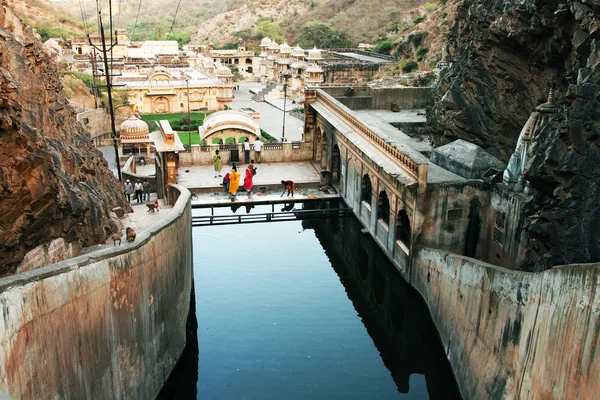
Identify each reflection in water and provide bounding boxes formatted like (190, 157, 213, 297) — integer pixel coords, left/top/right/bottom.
(304, 202, 461, 398)
(157, 283, 199, 399)
(159, 201, 460, 399)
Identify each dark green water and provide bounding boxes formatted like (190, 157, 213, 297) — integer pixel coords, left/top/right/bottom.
(159, 202, 460, 399)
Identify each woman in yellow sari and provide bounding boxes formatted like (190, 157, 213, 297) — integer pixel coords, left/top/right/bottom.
(228, 164, 240, 199)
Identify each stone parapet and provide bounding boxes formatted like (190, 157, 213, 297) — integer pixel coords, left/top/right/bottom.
(0, 185, 193, 400)
(411, 247, 600, 399)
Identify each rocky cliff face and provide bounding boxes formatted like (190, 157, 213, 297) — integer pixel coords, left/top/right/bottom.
(428, 0, 599, 271)
(0, 2, 129, 275)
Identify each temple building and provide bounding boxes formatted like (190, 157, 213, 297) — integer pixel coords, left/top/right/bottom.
(198, 109, 261, 145)
(112, 66, 233, 113)
(118, 107, 152, 157)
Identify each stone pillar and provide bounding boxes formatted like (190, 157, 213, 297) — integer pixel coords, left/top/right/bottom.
(166, 152, 177, 186)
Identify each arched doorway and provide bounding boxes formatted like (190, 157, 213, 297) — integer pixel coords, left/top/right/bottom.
(361, 174, 372, 206)
(396, 210, 411, 249)
(377, 191, 390, 225)
(153, 96, 170, 113)
(225, 137, 236, 144)
(331, 144, 341, 183)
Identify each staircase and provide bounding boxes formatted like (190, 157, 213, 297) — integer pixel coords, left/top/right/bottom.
(252, 82, 278, 102)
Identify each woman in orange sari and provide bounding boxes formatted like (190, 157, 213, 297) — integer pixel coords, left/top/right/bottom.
(228, 164, 240, 199)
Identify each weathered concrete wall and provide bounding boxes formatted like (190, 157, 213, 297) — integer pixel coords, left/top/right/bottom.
(320, 87, 434, 110)
(371, 88, 433, 109)
(411, 248, 600, 400)
(0, 185, 193, 400)
(417, 182, 490, 259)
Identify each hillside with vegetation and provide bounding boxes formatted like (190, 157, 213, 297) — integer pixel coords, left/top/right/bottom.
(54, 0, 249, 44)
(9, 0, 85, 41)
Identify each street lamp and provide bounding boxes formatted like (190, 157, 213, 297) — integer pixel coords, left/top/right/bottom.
(113, 102, 143, 181)
(186, 78, 191, 149)
(280, 71, 292, 142)
(111, 102, 136, 182)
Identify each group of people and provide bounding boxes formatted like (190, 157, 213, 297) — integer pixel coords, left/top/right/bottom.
(222, 160, 256, 200)
(124, 179, 151, 203)
(212, 139, 294, 201)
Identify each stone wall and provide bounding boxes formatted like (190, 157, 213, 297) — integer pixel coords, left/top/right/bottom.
(0, 185, 193, 399)
(320, 87, 434, 110)
(411, 247, 600, 400)
(179, 142, 313, 166)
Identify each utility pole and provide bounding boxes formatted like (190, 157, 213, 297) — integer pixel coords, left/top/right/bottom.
(281, 72, 291, 142)
(88, 11, 122, 182)
(90, 49, 98, 109)
(186, 78, 191, 149)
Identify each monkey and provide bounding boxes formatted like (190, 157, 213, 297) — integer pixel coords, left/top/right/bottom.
(111, 229, 123, 246)
(126, 227, 136, 242)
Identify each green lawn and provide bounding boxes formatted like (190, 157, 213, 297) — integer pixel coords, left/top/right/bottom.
(141, 112, 209, 132)
(177, 131, 204, 146)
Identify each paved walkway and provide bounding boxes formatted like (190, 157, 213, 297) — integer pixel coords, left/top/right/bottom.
(232, 82, 303, 141)
(177, 161, 322, 191)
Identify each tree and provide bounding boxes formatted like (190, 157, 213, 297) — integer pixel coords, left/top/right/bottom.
(256, 20, 282, 41)
(298, 21, 354, 49)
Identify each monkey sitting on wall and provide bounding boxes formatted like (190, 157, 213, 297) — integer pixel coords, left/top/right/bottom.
(126, 227, 136, 242)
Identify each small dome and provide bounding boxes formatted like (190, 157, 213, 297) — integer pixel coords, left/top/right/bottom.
(306, 46, 323, 61)
(279, 42, 292, 54)
(260, 37, 272, 47)
(291, 46, 304, 58)
(216, 65, 233, 76)
(268, 41, 279, 51)
(120, 116, 149, 135)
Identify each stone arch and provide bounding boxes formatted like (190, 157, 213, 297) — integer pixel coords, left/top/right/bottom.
(225, 137, 236, 144)
(378, 190, 390, 225)
(238, 136, 248, 143)
(361, 174, 372, 205)
(396, 209, 411, 249)
(153, 97, 170, 113)
(212, 138, 223, 144)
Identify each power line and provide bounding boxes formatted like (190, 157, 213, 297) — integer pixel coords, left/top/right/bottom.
(78, 0, 90, 37)
(157, 0, 183, 55)
(164, 0, 183, 41)
(131, 0, 143, 40)
(115, 0, 123, 29)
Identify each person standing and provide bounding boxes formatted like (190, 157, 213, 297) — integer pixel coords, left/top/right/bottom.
(134, 181, 143, 203)
(228, 164, 240, 200)
(124, 179, 134, 203)
(244, 163, 254, 196)
(142, 179, 150, 201)
(213, 149, 222, 178)
(280, 180, 295, 197)
(253, 138, 263, 164)
(243, 138, 251, 164)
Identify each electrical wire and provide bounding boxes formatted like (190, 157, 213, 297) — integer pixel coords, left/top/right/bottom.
(78, 0, 90, 37)
(157, 0, 183, 54)
(131, 0, 143, 40)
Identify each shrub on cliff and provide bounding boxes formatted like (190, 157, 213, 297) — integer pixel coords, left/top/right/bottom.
(402, 61, 418, 73)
